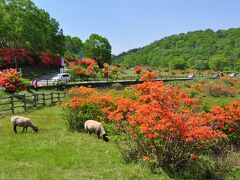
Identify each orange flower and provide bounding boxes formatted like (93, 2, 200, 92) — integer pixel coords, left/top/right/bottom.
(143, 156, 150, 161)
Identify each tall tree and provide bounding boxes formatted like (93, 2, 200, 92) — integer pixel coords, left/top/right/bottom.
(84, 34, 111, 67)
(0, 0, 64, 55)
(64, 36, 83, 58)
(112, 28, 240, 71)
(209, 55, 230, 71)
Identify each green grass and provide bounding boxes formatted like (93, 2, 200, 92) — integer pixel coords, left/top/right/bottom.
(0, 107, 169, 180)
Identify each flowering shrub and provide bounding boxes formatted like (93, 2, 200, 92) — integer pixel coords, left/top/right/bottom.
(113, 64, 122, 67)
(67, 58, 102, 80)
(103, 63, 109, 67)
(140, 72, 157, 81)
(203, 83, 230, 97)
(201, 82, 235, 97)
(61, 87, 120, 131)
(61, 87, 102, 131)
(40, 53, 61, 67)
(101, 65, 120, 79)
(0, 69, 29, 92)
(135, 66, 142, 74)
(207, 101, 240, 144)
(182, 77, 239, 98)
(106, 81, 228, 170)
(0, 48, 63, 69)
(60, 81, 240, 172)
(0, 48, 35, 68)
(79, 58, 97, 66)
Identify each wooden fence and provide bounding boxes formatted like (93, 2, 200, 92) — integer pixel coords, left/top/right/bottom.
(0, 92, 66, 114)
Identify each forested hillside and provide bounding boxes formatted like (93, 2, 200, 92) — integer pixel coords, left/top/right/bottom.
(112, 28, 240, 71)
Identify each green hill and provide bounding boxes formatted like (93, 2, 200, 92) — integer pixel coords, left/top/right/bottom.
(112, 28, 240, 71)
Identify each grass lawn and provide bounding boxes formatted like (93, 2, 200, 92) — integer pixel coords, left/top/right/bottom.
(0, 107, 169, 180)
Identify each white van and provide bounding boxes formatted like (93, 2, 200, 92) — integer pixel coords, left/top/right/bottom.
(51, 73, 71, 82)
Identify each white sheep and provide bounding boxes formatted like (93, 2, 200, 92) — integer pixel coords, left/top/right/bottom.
(84, 120, 109, 142)
(11, 116, 38, 133)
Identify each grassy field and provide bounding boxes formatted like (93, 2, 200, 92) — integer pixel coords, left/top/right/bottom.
(0, 107, 169, 180)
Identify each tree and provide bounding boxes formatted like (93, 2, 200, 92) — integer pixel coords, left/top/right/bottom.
(0, 0, 64, 55)
(209, 55, 230, 71)
(84, 34, 111, 67)
(172, 57, 187, 70)
(64, 36, 83, 58)
(112, 28, 240, 71)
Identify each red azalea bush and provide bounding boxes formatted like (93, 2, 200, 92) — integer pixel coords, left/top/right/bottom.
(67, 58, 101, 79)
(0, 48, 63, 69)
(40, 53, 61, 67)
(61, 82, 240, 172)
(135, 66, 142, 74)
(0, 68, 29, 92)
(0, 48, 35, 68)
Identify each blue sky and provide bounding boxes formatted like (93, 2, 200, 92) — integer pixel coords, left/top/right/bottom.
(33, 0, 240, 55)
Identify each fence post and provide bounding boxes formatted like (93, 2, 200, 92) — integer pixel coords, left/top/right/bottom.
(10, 94, 14, 114)
(57, 92, 60, 102)
(43, 93, 46, 105)
(51, 92, 54, 104)
(23, 94, 27, 111)
(33, 94, 38, 107)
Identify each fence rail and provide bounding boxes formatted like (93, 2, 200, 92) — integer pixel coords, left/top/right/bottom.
(0, 77, 210, 114)
(0, 92, 66, 114)
(35, 76, 210, 90)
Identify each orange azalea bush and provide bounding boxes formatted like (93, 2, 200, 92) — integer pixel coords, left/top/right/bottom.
(0, 68, 29, 92)
(106, 81, 228, 170)
(79, 58, 97, 66)
(62, 86, 120, 131)
(203, 83, 234, 97)
(206, 100, 240, 144)
(61, 82, 240, 171)
(182, 77, 239, 98)
(140, 72, 157, 81)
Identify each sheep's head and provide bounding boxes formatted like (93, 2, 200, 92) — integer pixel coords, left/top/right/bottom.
(33, 126, 39, 132)
(103, 134, 109, 142)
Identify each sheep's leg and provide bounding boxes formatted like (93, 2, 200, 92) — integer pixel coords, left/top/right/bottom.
(23, 127, 25, 132)
(13, 125, 17, 133)
(26, 127, 28, 132)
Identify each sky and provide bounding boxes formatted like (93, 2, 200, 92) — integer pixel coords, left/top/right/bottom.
(32, 0, 240, 55)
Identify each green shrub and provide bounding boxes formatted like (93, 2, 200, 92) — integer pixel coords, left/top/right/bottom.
(61, 105, 103, 132)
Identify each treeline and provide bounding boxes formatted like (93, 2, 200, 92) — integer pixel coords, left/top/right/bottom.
(112, 28, 240, 71)
(0, 0, 111, 69)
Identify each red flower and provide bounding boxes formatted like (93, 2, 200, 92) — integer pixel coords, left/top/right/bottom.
(87, 66, 94, 72)
(191, 154, 199, 160)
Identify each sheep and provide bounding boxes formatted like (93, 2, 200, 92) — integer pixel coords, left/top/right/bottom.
(10, 116, 38, 133)
(84, 120, 109, 142)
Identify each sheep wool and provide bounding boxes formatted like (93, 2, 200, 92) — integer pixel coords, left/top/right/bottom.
(11, 116, 38, 133)
(84, 120, 109, 142)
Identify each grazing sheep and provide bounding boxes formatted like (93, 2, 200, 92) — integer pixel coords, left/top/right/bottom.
(84, 120, 109, 142)
(11, 116, 38, 133)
